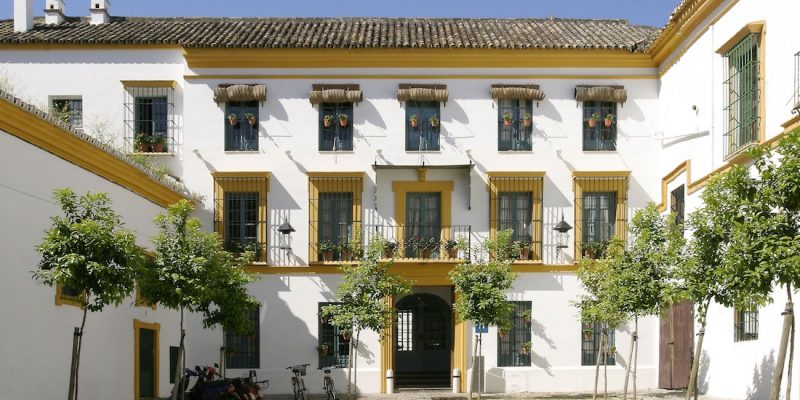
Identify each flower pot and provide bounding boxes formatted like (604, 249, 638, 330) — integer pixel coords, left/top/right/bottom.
(340, 249, 352, 261)
(410, 120, 419, 128)
(430, 120, 439, 128)
(604, 117, 613, 127)
(587, 119, 597, 128)
(420, 248, 433, 259)
(384, 248, 395, 259)
(521, 346, 531, 355)
(498, 330, 509, 338)
(447, 248, 458, 259)
(152, 142, 165, 153)
(339, 118, 348, 127)
(318, 346, 330, 355)
(522, 118, 532, 128)
(519, 248, 530, 260)
(136, 142, 150, 153)
(320, 316, 331, 325)
(322, 251, 334, 262)
(323, 120, 332, 128)
(341, 331, 351, 341)
(503, 119, 512, 127)
(247, 117, 257, 126)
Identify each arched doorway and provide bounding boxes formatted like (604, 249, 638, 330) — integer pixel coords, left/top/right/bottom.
(394, 293, 452, 388)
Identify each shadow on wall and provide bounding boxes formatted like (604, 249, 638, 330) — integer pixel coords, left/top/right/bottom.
(531, 351, 553, 377)
(698, 350, 711, 395)
(745, 350, 775, 400)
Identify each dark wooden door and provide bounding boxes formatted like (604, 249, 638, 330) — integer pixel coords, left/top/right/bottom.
(659, 301, 694, 389)
(138, 328, 157, 399)
(394, 293, 451, 387)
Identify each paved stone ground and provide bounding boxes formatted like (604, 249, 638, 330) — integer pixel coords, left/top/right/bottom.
(264, 389, 720, 400)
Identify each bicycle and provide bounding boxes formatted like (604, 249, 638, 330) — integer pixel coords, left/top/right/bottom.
(286, 363, 310, 400)
(318, 364, 342, 400)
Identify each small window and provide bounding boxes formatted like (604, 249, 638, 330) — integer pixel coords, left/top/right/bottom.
(583, 101, 617, 151)
(581, 321, 615, 366)
(319, 103, 353, 151)
(225, 307, 260, 369)
(497, 301, 532, 367)
(670, 185, 685, 226)
(498, 99, 533, 151)
(319, 303, 350, 368)
(50, 97, 83, 130)
(406, 100, 440, 151)
(213, 174, 269, 263)
(582, 192, 617, 247)
(723, 33, 760, 158)
(734, 306, 758, 342)
(225, 101, 259, 151)
(124, 86, 174, 154)
(169, 346, 180, 384)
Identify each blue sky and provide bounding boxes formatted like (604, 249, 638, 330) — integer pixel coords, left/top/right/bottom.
(1, 1, 680, 28)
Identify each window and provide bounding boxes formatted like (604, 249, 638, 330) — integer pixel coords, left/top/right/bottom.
(225, 307, 260, 369)
(405, 192, 441, 258)
(406, 100, 440, 151)
(319, 303, 350, 368)
(319, 103, 353, 151)
(498, 99, 533, 151)
(226, 101, 259, 151)
(213, 173, 269, 263)
(488, 174, 544, 261)
(55, 284, 84, 307)
(123, 85, 175, 154)
(734, 306, 758, 342)
(670, 185, 685, 226)
(50, 97, 83, 130)
(308, 175, 363, 263)
(581, 321, 615, 366)
(583, 101, 617, 151)
(573, 173, 628, 260)
(169, 346, 179, 384)
(723, 33, 760, 158)
(497, 301, 532, 367)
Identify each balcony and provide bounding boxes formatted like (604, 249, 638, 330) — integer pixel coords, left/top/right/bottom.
(309, 225, 471, 263)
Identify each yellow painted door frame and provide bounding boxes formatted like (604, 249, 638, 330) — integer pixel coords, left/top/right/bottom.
(134, 319, 161, 400)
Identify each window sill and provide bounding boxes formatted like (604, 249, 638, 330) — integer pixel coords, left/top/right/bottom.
(319, 150, 355, 154)
(224, 151, 260, 154)
(582, 150, 618, 154)
(131, 151, 174, 156)
(405, 150, 442, 154)
(723, 141, 758, 162)
(499, 150, 534, 154)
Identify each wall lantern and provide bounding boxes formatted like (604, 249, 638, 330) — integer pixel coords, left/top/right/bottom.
(553, 214, 573, 250)
(278, 220, 295, 251)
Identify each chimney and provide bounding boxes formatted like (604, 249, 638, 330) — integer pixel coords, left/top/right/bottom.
(45, 0, 66, 25)
(89, 0, 110, 25)
(13, 0, 33, 32)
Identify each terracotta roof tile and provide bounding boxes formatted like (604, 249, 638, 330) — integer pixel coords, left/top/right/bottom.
(0, 17, 658, 51)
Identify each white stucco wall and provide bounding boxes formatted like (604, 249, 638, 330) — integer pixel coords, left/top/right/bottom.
(0, 130, 214, 400)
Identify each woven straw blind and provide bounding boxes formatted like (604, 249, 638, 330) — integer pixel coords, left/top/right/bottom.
(397, 84, 448, 102)
(490, 84, 545, 101)
(309, 84, 363, 104)
(574, 85, 627, 104)
(213, 84, 267, 103)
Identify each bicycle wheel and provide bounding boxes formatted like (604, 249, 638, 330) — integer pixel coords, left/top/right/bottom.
(326, 377, 336, 400)
(292, 379, 300, 400)
(299, 379, 307, 400)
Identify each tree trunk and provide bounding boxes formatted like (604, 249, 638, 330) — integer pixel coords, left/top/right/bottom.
(785, 288, 794, 400)
(72, 306, 88, 400)
(468, 333, 478, 400)
(686, 305, 708, 400)
(624, 318, 635, 400)
(633, 317, 639, 400)
(594, 328, 602, 400)
(771, 293, 794, 400)
(353, 330, 360, 399)
(477, 332, 483, 400)
(172, 307, 186, 400)
(603, 328, 608, 400)
(67, 327, 80, 400)
(347, 330, 354, 400)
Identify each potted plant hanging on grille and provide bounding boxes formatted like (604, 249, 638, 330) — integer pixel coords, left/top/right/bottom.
(587, 112, 599, 128)
(502, 111, 513, 126)
(383, 240, 398, 259)
(604, 113, 614, 127)
(151, 135, 166, 153)
(515, 240, 532, 260)
(323, 114, 334, 128)
(429, 114, 440, 128)
(409, 114, 419, 128)
(134, 134, 151, 153)
(338, 113, 348, 127)
(520, 341, 532, 355)
(522, 112, 532, 128)
(319, 241, 337, 262)
(245, 112, 257, 126)
(444, 239, 459, 259)
(228, 113, 239, 126)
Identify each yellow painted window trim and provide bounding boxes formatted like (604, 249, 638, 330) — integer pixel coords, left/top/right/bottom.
(487, 172, 545, 261)
(121, 80, 177, 89)
(715, 21, 765, 55)
(308, 175, 364, 264)
(133, 319, 161, 400)
(392, 180, 456, 258)
(212, 172, 271, 263)
(572, 172, 629, 261)
(55, 284, 86, 308)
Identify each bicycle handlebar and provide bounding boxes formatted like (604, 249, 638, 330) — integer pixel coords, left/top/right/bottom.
(286, 363, 311, 369)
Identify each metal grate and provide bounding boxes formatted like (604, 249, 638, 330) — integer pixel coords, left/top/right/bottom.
(583, 101, 617, 151)
(405, 100, 441, 151)
(309, 176, 363, 263)
(670, 185, 685, 226)
(489, 176, 543, 261)
(213, 175, 268, 262)
(124, 86, 175, 154)
(319, 103, 354, 151)
(574, 176, 628, 259)
(734, 307, 759, 342)
(498, 99, 533, 151)
(225, 307, 260, 369)
(497, 301, 532, 367)
(723, 33, 760, 158)
(51, 98, 83, 131)
(318, 303, 350, 368)
(581, 321, 616, 366)
(225, 101, 259, 151)
(364, 224, 471, 261)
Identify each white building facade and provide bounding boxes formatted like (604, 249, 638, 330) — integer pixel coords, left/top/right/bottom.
(1, 0, 799, 398)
